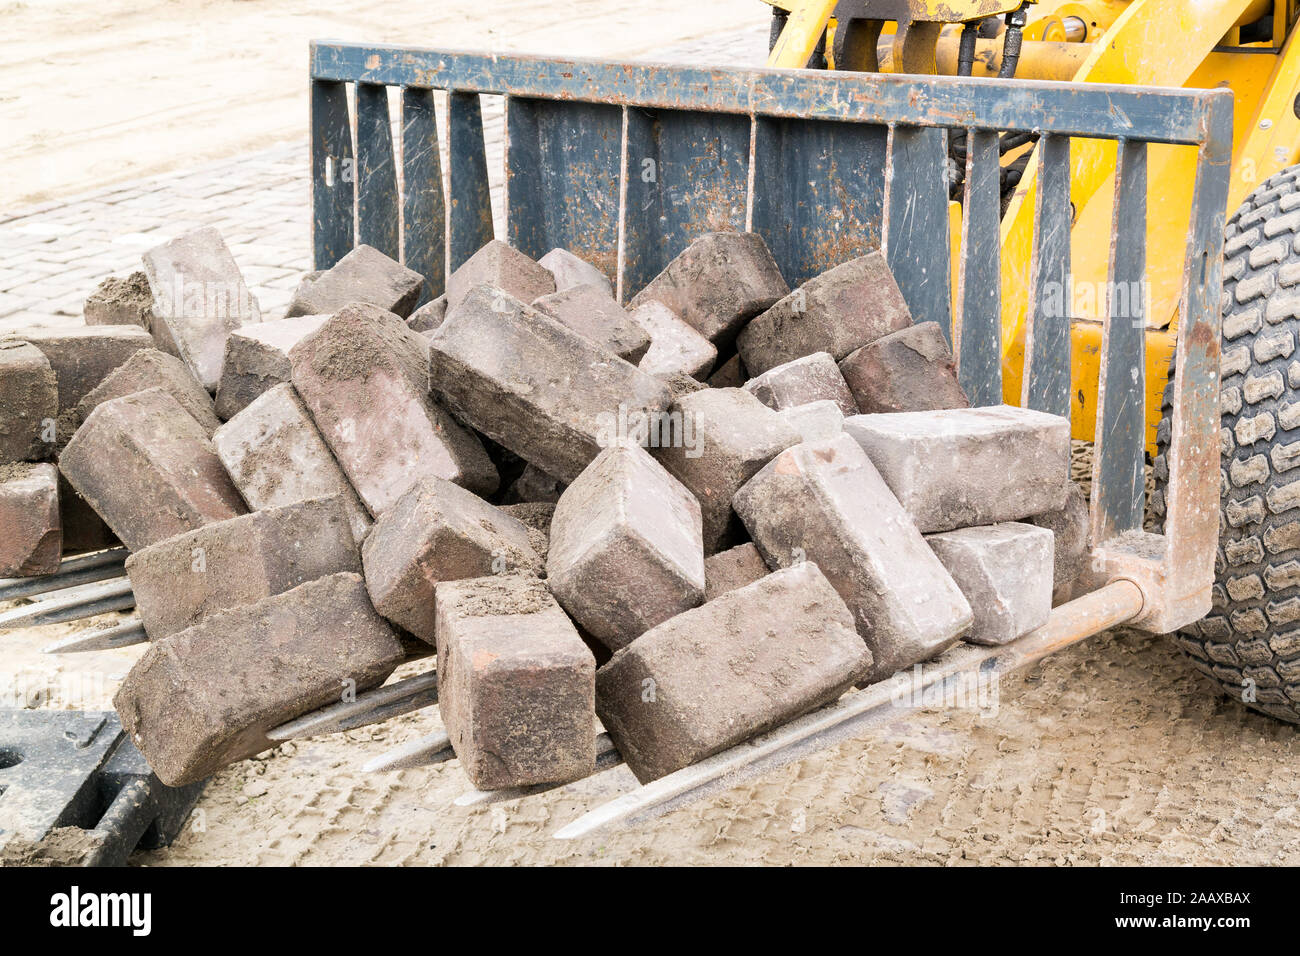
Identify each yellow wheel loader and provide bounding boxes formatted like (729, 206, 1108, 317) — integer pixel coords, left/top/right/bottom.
(759, 0, 1300, 724)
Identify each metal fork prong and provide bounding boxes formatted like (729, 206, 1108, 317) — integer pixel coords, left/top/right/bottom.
(267, 670, 439, 742)
(42, 617, 148, 654)
(0, 577, 135, 630)
(361, 730, 455, 773)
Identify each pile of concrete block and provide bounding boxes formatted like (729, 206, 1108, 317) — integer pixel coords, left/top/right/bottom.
(0, 223, 1091, 793)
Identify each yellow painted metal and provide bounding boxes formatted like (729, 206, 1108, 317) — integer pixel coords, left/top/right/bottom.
(766, 0, 838, 69)
(998, 0, 1259, 448)
(1227, 21, 1300, 213)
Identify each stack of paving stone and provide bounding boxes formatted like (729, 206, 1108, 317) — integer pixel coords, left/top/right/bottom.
(0, 224, 1089, 790)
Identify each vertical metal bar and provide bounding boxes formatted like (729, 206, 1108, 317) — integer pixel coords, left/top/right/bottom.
(621, 108, 750, 300)
(310, 78, 354, 270)
(447, 91, 494, 272)
(751, 116, 887, 288)
(401, 87, 445, 304)
(1091, 139, 1149, 543)
(355, 83, 400, 260)
(883, 124, 954, 342)
(505, 98, 622, 285)
(1164, 100, 1233, 598)
(1022, 134, 1073, 419)
(956, 127, 1002, 406)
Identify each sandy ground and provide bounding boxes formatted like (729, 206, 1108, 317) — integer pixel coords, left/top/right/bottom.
(0, 0, 763, 209)
(6, 606, 1299, 866)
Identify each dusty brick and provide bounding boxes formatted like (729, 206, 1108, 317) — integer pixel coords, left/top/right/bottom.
(547, 444, 705, 650)
(445, 240, 554, 312)
(435, 575, 595, 790)
(844, 405, 1070, 533)
(0, 463, 61, 576)
(142, 226, 262, 391)
(736, 251, 912, 375)
(498, 502, 555, 563)
(0, 341, 57, 464)
(59, 388, 246, 551)
(14, 325, 154, 411)
(1028, 482, 1092, 605)
(629, 232, 788, 345)
(703, 542, 770, 601)
(126, 496, 360, 641)
(84, 272, 152, 328)
(538, 248, 613, 296)
(286, 244, 424, 319)
(362, 477, 542, 643)
(77, 349, 219, 434)
(839, 322, 969, 414)
(653, 388, 801, 553)
(532, 284, 651, 363)
(743, 351, 858, 415)
(212, 384, 371, 544)
(214, 314, 329, 420)
(927, 523, 1053, 645)
(290, 303, 498, 513)
(732, 434, 972, 681)
(115, 572, 402, 786)
(632, 301, 717, 380)
(428, 286, 671, 484)
(596, 563, 872, 782)
(777, 400, 844, 443)
(407, 295, 447, 333)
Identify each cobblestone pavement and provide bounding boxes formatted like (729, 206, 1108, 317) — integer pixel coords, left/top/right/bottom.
(0, 24, 768, 333)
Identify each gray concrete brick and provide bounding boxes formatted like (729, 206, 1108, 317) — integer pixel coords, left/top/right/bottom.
(532, 284, 651, 363)
(286, 244, 423, 319)
(362, 476, 542, 643)
(212, 383, 371, 544)
(538, 248, 613, 297)
(733, 434, 972, 682)
(630, 232, 787, 346)
(547, 444, 705, 651)
(428, 286, 671, 484)
(0, 462, 61, 576)
(653, 388, 801, 553)
(843, 405, 1071, 533)
(737, 252, 912, 375)
(77, 349, 219, 435)
(289, 303, 498, 513)
(115, 572, 403, 786)
(445, 240, 554, 313)
(927, 523, 1054, 645)
(743, 351, 858, 415)
(435, 574, 595, 790)
(126, 495, 361, 641)
(60, 388, 246, 551)
(214, 314, 328, 420)
(839, 321, 969, 414)
(596, 563, 871, 782)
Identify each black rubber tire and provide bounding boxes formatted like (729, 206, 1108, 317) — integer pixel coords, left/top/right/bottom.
(1153, 163, 1300, 724)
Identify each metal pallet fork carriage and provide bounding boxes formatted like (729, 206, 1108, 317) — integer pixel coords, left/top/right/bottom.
(292, 42, 1230, 835)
